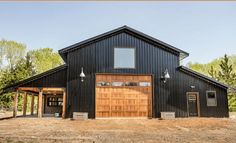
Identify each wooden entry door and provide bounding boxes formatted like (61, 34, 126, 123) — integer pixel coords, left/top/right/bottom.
(187, 92, 200, 117)
(96, 74, 152, 118)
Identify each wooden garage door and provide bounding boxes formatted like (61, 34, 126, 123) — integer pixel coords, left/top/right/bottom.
(96, 74, 152, 118)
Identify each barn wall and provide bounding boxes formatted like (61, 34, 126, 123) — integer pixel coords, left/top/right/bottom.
(66, 31, 228, 118)
(19, 67, 67, 88)
(177, 70, 229, 117)
(66, 32, 184, 118)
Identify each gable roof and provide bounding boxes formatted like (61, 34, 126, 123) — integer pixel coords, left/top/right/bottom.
(59, 25, 189, 61)
(178, 66, 228, 89)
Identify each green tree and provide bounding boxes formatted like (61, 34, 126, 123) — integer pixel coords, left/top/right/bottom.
(208, 66, 218, 80)
(188, 55, 236, 76)
(0, 40, 63, 110)
(218, 54, 236, 86)
(0, 54, 35, 109)
(0, 39, 26, 69)
(188, 54, 236, 112)
(0, 39, 27, 109)
(28, 48, 63, 73)
(217, 55, 236, 111)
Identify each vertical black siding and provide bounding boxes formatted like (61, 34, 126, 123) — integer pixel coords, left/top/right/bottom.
(66, 32, 228, 118)
(19, 67, 67, 88)
(177, 71, 229, 117)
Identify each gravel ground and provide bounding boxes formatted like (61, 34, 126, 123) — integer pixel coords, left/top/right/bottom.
(0, 117, 236, 143)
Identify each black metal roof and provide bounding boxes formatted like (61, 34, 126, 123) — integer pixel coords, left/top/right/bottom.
(59, 25, 189, 61)
(178, 66, 228, 89)
(3, 64, 67, 91)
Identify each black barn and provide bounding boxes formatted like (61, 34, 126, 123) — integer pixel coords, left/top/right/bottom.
(5, 26, 229, 119)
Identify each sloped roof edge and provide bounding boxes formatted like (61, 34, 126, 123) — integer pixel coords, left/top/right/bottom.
(3, 64, 67, 91)
(178, 66, 228, 89)
(59, 25, 189, 61)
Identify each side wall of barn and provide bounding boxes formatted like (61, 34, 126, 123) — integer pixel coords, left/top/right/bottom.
(177, 70, 229, 117)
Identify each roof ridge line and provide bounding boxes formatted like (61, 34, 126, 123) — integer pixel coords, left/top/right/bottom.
(58, 26, 189, 61)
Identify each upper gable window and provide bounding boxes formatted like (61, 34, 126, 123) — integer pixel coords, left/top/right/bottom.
(114, 47, 135, 68)
(206, 91, 217, 107)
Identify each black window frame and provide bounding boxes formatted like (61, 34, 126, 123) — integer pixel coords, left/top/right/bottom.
(47, 97, 63, 107)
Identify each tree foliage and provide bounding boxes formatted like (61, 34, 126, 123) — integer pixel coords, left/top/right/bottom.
(0, 39, 26, 69)
(28, 48, 63, 73)
(0, 54, 35, 108)
(208, 66, 218, 80)
(217, 55, 236, 86)
(188, 54, 236, 112)
(0, 39, 63, 109)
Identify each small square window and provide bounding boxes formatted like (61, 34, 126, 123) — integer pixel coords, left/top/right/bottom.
(114, 48, 135, 68)
(47, 97, 63, 107)
(206, 91, 217, 107)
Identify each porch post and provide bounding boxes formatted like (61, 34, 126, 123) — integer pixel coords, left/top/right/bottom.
(31, 94, 34, 115)
(62, 89, 67, 119)
(37, 95, 39, 115)
(13, 90, 19, 118)
(23, 92, 28, 116)
(38, 90, 43, 118)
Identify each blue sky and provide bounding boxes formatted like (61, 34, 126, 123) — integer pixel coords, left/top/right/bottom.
(0, 2, 236, 65)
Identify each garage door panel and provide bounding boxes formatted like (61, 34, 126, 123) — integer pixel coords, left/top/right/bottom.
(124, 105, 139, 111)
(96, 74, 152, 118)
(111, 111, 123, 117)
(124, 111, 139, 117)
(97, 105, 110, 111)
(111, 94, 124, 99)
(111, 106, 123, 110)
(97, 99, 110, 104)
(97, 111, 110, 117)
(124, 99, 137, 105)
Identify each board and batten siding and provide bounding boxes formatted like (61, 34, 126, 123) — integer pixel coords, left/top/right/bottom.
(177, 70, 229, 117)
(66, 32, 183, 118)
(19, 67, 67, 88)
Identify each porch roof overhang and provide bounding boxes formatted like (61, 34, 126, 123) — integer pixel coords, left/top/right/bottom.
(3, 64, 67, 93)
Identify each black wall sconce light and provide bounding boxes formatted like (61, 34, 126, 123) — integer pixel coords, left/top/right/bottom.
(161, 69, 170, 83)
(80, 67, 85, 82)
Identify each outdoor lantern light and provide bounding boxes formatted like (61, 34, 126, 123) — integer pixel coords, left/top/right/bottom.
(161, 69, 170, 83)
(80, 67, 85, 82)
(190, 85, 196, 89)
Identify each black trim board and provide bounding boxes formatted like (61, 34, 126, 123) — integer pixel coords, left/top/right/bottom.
(59, 25, 189, 61)
(3, 64, 67, 91)
(178, 66, 228, 89)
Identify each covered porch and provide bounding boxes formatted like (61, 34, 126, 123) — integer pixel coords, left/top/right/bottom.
(2, 65, 68, 119)
(13, 87, 67, 118)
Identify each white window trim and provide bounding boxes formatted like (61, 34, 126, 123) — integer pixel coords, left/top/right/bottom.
(114, 47, 136, 69)
(206, 90, 217, 107)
